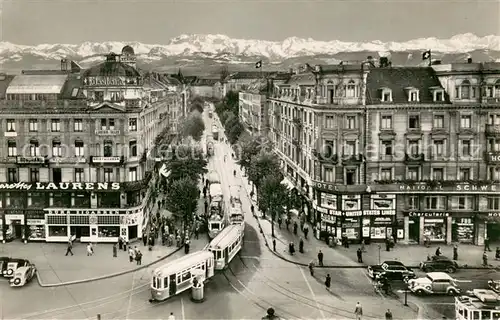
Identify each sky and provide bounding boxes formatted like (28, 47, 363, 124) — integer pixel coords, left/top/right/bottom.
(1, 0, 499, 45)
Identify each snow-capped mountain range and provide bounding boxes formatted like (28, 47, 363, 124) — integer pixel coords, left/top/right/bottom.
(1, 33, 500, 73)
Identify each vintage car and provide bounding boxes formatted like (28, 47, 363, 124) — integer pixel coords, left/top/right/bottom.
(420, 256, 459, 273)
(9, 264, 36, 287)
(3, 259, 32, 278)
(488, 280, 500, 293)
(0, 257, 11, 275)
(407, 272, 461, 295)
(367, 260, 416, 281)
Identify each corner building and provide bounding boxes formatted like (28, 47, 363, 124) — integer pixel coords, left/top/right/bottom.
(0, 46, 181, 243)
(269, 60, 500, 246)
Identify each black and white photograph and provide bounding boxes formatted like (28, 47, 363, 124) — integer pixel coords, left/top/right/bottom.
(0, 0, 499, 319)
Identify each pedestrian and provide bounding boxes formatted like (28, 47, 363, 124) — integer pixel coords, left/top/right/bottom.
(118, 237, 123, 250)
(285, 219, 290, 231)
(354, 302, 363, 320)
(195, 226, 199, 240)
(385, 238, 390, 252)
(289, 242, 295, 255)
(135, 250, 143, 265)
(176, 234, 181, 247)
(453, 244, 458, 260)
(325, 274, 331, 289)
(278, 217, 282, 229)
(113, 243, 118, 257)
(299, 238, 304, 253)
(272, 238, 276, 252)
(385, 309, 393, 320)
(143, 235, 147, 246)
(496, 247, 500, 260)
(168, 312, 175, 320)
(318, 250, 324, 266)
(65, 241, 74, 256)
(483, 251, 489, 266)
(203, 187, 207, 198)
(308, 260, 315, 276)
(485, 237, 492, 252)
(357, 247, 363, 263)
(128, 246, 135, 262)
(251, 204, 255, 216)
(185, 238, 190, 254)
(293, 222, 298, 235)
(435, 246, 442, 256)
(304, 225, 309, 239)
(86, 243, 94, 256)
(124, 241, 128, 251)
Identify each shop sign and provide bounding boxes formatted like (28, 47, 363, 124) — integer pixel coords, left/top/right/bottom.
(363, 210, 396, 216)
(49, 157, 86, 164)
(316, 207, 328, 214)
(344, 211, 362, 217)
(408, 212, 449, 217)
(16, 156, 45, 164)
(27, 219, 45, 225)
(488, 213, 500, 217)
(84, 76, 129, 86)
(6, 214, 24, 220)
(456, 184, 500, 192)
(91, 157, 121, 164)
(314, 182, 341, 192)
(0, 182, 120, 191)
(399, 183, 500, 192)
(400, 184, 443, 191)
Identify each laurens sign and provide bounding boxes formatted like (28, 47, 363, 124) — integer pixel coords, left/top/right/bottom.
(0, 182, 120, 191)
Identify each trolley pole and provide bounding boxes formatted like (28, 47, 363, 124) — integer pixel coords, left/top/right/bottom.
(97, 314, 101, 320)
(377, 244, 381, 264)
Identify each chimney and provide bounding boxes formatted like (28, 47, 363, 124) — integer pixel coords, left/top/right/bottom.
(467, 58, 473, 64)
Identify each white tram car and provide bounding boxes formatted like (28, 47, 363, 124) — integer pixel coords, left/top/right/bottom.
(228, 185, 244, 226)
(208, 183, 225, 239)
(150, 251, 215, 302)
(208, 224, 244, 270)
(455, 289, 500, 320)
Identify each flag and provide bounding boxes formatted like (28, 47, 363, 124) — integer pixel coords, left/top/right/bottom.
(255, 60, 262, 69)
(422, 50, 431, 60)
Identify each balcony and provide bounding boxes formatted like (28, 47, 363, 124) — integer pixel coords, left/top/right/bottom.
(485, 151, 500, 164)
(486, 124, 500, 136)
(341, 154, 364, 165)
(482, 97, 500, 104)
(95, 129, 121, 136)
(404, 153, 425, 163)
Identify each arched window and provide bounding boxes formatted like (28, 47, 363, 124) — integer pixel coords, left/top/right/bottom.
(346, 80, 356, 98)
(29, 139, 39, 157)
(460, 80, 471, 99)
(52, 139, 62, 157)
(103, 140, 113, 157)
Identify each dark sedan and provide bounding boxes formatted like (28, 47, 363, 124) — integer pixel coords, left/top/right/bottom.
(420, 256, 459, 273)
(367, 260, 416, 281)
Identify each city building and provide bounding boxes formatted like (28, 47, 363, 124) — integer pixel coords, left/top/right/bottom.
(224, 71, 276, 97)
(0, 46, 182, 243)
(268, 58, 500, 246)
(191, 78, 221, 98)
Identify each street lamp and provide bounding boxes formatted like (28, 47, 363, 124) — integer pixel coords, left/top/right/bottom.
(377, 244, 381, 264)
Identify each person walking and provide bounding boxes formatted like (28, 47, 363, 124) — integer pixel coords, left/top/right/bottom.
(325, 274, 331, 290)
(385, 309, 393, 320)
(435, 246, 442, 256)
(354, 302, 363, 320)
(128, 246, 135, 262)
(194, 226, 199, 240)
(113, 243, 118, 257)
(483, 251, 489, 266)
(168, 312, 175, 320)
(299, 238, 304, 253)
(272, 238, 276, 252)
(293, 222, 298, 235)
(309, 260, 315, 276)
(453, 244, 458, 260)
(135, 250, 143, 265)
(485, 237, 492, 252)
(142, 235, 147, 246)
(65, 241, 74, 256)
(303, 225, 309, 239)
(86, 243, 94, 256)
(317, 250, 324, 266)
(185, 238, 191, 254)
(356, 247, 363, 263)
(118, 237, 123, 250)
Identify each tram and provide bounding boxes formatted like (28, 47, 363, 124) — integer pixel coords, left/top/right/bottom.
(208, 183, 225, 239)
(455, 289, 500, 320)
(150, 251, 215, 302)
(208, 224, 244, 270)
(229, 185, 244, 226)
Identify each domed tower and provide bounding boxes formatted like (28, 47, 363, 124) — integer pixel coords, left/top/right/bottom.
(121, 45, 136, 69)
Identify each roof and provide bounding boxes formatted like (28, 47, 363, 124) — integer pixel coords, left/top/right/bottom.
(160, 75, 181, 86)
(427, 272, 453, 280)
(366, 67, 450, 104)
(208, 225, 242, 249)
(382, 260, 404, 266)
(0, 75, 15, 98)
(152, 251, 213, 277)
(272, 72, 292, 81)
(245, 78, 268, 94)
(121, 45, 135, 55)
(319, 64, 364, 74)
(83, 61, 140, 77)
(22, 70, 69, 75)
(229, 71, 275, 80)
(61, 73, 84, 99)
(143, 76, 167, 91)
(287, 73, 316, 86)
(193, 78, 219, 86)
(6, 74, 68, 94)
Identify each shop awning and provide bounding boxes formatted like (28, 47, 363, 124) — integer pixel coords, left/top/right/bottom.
(6, 74, 68, 94)
(281, 177, 295, 190)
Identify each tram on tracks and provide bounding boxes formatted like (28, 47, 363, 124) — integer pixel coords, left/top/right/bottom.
(455, 289, 500, 320)
(150, 251, 215, 302)
(229, 185, 244, 226)
(208, 183, 225, 239)
(208, 224, 244, 270)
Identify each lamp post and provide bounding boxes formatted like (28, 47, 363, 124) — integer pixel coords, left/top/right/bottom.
(377, 244, 381, 264)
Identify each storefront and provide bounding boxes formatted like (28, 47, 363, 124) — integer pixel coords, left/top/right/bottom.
(405, 212, 450, 244)
(451, 216, 475, 243)
(361, 194, 397, 242)
(26, 209, 47, 241)
(341, 195, 362, 242)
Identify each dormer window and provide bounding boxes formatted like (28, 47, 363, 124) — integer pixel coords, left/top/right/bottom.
(405, 87, 420, 102)
(380, 87, 392, 102)
(430, 87, 445, 102)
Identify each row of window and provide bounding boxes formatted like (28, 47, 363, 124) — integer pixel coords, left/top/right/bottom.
(406, 195, 500, 211)
(6, 140, 139, 158)
(5, 118, 138, 133)
(6, 167, 139, 183)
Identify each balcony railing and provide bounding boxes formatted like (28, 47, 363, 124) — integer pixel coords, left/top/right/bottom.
(486, 124, 500, 135)
(404, 153, 425, 163)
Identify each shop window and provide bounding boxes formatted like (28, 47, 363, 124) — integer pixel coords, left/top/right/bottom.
(433, 115, 444, 128)
(488, 196, 500, 210)
(51, 119, 60, 132)
(30, 168, 39, 182)
(7, 140, 17, 157)
(320, 193, 337, 210)
(98, 192, 120, 207)
(52, 192, 70, 207)
(7, 119, 16, 132)
(423, 218, 446, 241)
(104, 168, 113, 182)
(380, 115, 392, 129)
(451, 196, 474, 210)
(380, 168, 392, 180)
(129, 118, 137, 131)
(74, 193, 90, 208)
(98, 226, 119, 237)
(129, 141, 137, 157)
(431, 168, 444, 181)
(459, 168, 471, 180)
(8, 168, 17, 183)
(452, 218, 474, 243)
(29, 119, 38, 132)
(75, 168, 84, 182)
(75, 140, 84, 157)
(425, 196, 446, 210)
(48, 226, 68, 237)
(408, 196, 419, 210)
(28, 192, 45, 207)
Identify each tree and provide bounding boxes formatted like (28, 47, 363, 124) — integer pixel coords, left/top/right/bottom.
(226, 121, 243, 144)
(237, 136, 272, 171)
(247, 152, 283, 191)
(163, 145, 208, 187)
(258, 175, 288, 237)
(223, 91, 239, 116)
(179, 111, 205, 142)
(190, 102, 203, 113)
(165, 177, 199, 233)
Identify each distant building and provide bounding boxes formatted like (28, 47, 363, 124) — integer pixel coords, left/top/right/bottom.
(0, 46, 182, 243)
(191, 78, 221, 98)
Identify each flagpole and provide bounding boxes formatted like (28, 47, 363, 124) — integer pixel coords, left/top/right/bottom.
(428, 50, 432, 67)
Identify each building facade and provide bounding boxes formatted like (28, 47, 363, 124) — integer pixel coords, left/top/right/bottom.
(239, 90, 268, 135)
(269, 59, 500, 245)
(0, 46, 181, 243)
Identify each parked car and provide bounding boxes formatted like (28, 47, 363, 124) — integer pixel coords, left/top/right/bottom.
(407, 272, 461, 296)
(9, 264, 36, 287)
(367, 260, 416, 281)
(3, 259, 32, 278)
(420, 256, 458, 273)
(0, 257, 10, 275)
(488, 280, 500, 293)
